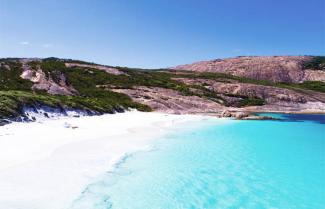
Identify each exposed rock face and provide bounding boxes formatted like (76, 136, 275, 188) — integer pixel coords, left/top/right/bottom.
(65, 63, 125, 75)
(20, 60, 77, 95)
(173, 56, 325, 83)
(244, 102, 325, 113)
(221, 110, 249, 119)
(22, 105, 92, 121)
(173, 77, 325, 113)
(1, 57, 324, 118)
(303, 70, 325, 82)
(113, 86, 225, 114)
(174, 78, 325, 104)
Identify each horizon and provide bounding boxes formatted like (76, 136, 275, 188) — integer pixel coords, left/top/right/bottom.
(0, 0, 324, 68)
(1, 54, 324, 69)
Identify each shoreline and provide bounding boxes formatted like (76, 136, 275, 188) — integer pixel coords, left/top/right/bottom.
(2, 108, 324, 128)
(0, 111, 323, 208)
(0, 111, 217, 209)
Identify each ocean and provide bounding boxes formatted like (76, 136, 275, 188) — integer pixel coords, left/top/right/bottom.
(71, 114, 325, 209)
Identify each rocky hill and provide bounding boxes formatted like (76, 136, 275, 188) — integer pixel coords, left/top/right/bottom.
(0, 56, 324, 124)
(174, 56, 325, 83)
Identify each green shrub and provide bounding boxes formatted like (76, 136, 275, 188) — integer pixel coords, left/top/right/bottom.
(0, 61, 33, 90)
(297, 81, 325, 93)
(303, 56, 325, 70)
(239, 97, 266, 107)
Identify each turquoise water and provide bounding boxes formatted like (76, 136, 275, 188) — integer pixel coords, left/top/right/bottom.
(71, 114, 325, 209)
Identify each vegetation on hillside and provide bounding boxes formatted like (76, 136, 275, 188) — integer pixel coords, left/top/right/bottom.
(174, 71, 325, 93)
(0, 61, 33, 90)
(1, 57, 324, 120)
(0, 90, 150, 120)
(303, 56, 325, 71)
(294, 81, 325, 93)
(239, 97, 266, 107)
(0, 59, 152, 119)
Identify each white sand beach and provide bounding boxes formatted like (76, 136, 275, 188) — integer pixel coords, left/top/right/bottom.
(0, 111, 207, 209)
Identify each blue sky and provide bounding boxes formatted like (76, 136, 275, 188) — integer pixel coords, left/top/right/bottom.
(0, 0, 324, 68)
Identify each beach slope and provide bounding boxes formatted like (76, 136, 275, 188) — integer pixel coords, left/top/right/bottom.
(0, 111, 205, 209)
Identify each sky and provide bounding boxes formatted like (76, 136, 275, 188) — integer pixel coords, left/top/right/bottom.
(0, 0, 324, 68)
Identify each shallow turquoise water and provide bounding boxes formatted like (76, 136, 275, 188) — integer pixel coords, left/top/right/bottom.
(71, 114, 325, 209)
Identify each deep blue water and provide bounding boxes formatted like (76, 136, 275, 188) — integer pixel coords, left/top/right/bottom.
(71, 114, 325, 209)
(256, 113, 325, 124)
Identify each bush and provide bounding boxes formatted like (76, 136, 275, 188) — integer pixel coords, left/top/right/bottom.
(298, 81, 325, 93)
(0, 61, 33, 90)
(239, 97, 266, 107)
(303, 56, 325, 70)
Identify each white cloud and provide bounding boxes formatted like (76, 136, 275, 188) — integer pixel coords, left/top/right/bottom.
(19, 41, 30, 45)
(232, 49, 242, 53)
(42, 43, 53, 48)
